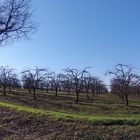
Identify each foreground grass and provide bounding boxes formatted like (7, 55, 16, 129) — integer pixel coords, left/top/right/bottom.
(0, 100, 140, 125)
(0, 91, 140, 139)
(0, 107, 140, 140)
(0, 89, 140, 126)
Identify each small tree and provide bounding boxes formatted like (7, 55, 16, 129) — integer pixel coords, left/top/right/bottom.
(0, 66, 16, 95)
(107, 64, 138, 106)
(65, 67, 89, 104)
(89, 76, 98, 96)
(83, 76, 91, 99)
(59, 72, 72, 94)
(8, 73, 20, 91)
(49, 72, 61, 96)
(22, 67, 47, 99)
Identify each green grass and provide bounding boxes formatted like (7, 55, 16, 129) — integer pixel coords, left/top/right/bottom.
(0, 90, 140, 139)
(0, 89, 140, 125)
(0, 100, 140, 125)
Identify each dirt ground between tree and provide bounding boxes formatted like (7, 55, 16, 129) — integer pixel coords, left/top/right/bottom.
(0, 107, 139, 140)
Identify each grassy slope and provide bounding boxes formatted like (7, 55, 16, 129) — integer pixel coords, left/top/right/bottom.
(0, 90, 140, 125)
(0, 100, 140, 125)
(0, 107, 140, 140)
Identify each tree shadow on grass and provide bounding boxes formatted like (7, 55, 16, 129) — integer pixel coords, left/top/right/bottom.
(0, 93, 80, 113)
(129, 105, 140, 109)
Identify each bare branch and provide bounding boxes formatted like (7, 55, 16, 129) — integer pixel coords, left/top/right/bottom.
(0, 0, 37, 46)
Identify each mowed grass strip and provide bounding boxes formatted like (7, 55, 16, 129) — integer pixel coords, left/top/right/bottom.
(0, 101, 140, 125)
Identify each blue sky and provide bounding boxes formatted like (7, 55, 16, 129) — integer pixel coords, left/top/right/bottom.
(0, 0, 140, 84)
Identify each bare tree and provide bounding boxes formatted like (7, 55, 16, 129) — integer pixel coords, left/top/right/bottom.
(49, 72, 61, 97)
(64, 67, 89, 104)
(83, 75, 108, 99)
(22, 67, 47, 99)
(0, 0, 36, 45)
(0, 66, 16, 95)
(8, 73, 20, 91)
(83, 76, 91, 99)
(41, 78, 50, 93)
(111, 78, 125, 100)
(89, 76, 98, 96)
(107, 64, 139, 106)
(63, 74, 72, 94)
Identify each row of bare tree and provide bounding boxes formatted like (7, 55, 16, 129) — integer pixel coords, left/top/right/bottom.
(0, 64, 140, 105)
(0, 66, 107, 103)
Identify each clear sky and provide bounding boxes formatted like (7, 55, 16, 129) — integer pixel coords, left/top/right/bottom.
(0, 0, 140, 84)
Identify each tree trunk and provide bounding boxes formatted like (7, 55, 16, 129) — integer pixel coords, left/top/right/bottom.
(92, 89, 95, 96)
(68, 88, 71, 95)
(46, 88, 48, 93)
(33, 88, 36, 99)
(125, 93, 129, 106)
(76, 91, 79, 104)
(86, 88, 89, 100)
(121, 87, 125, 101)
(9, 86, 11, 92)
(121, 93, 124, 101)
(3, 86, 6, 96)
(55, 88, 58, 96)
(59, 87, 61, 92)
(118, 89, 121, 98)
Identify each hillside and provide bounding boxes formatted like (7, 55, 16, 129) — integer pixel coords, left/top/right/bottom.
(0, 90, 140, 139)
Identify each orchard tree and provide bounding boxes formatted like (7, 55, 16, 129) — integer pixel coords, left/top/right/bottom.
(22, 71, 33, 94)
(83, 76, 91, 99)
(64, 75, 72, 94)
(110, 78, 125, 100)
(49, 72, 62, 96)
(0, 66, 16, 95)
(107, 64, 139, 106)
(0, 0, 36, 45)
(22, 67, 47, 99)
(8, 73, 20, 91)
(41, 78, 50, 93)
(65, 67, 89, 104)
(59, 72, 72, 94)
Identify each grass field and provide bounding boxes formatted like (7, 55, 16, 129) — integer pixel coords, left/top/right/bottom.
(0, 90, 140, 139)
